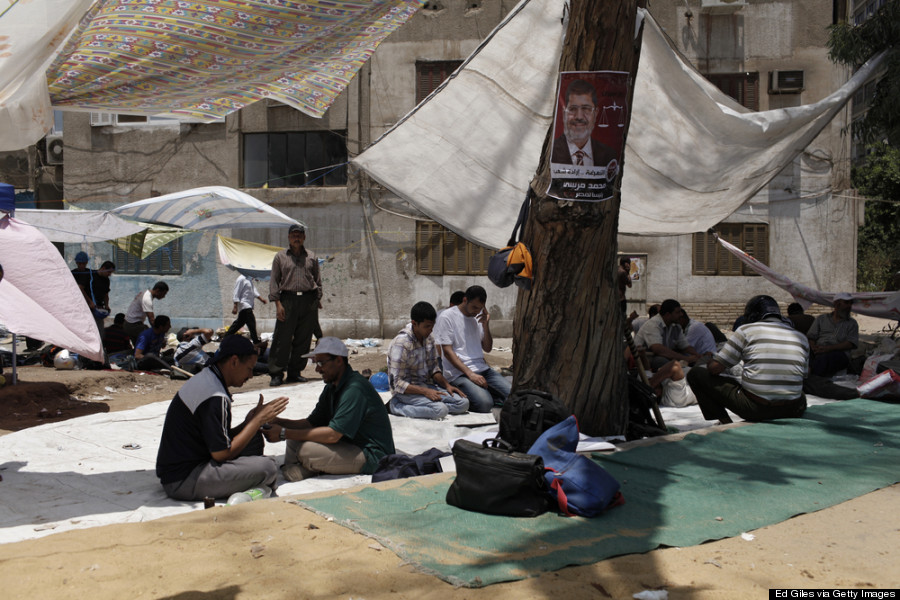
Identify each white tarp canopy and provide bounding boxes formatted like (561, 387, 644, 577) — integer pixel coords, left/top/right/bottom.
(352, 1, 887, 247)
(110, 186, 302, 231)
(13, 209, 146, 243)
(0, 214, 103, 361)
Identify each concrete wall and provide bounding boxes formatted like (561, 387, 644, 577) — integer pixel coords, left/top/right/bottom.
(51, 0, 853, 337)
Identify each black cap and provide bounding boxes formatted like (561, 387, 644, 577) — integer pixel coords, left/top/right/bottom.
(209, 335, 255, 365)
(288, 224, 305, 234)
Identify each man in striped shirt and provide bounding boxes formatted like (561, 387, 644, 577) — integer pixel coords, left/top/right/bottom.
(686, 295, 809, 424)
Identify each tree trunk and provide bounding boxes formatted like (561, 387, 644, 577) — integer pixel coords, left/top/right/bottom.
(512, 0, 643, 436)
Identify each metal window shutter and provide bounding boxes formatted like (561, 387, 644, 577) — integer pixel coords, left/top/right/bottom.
(416, 222, 443, 275)
(692, 232, 718, 275)
(443, 230, 469, 275)
(717, 224, 743, 276)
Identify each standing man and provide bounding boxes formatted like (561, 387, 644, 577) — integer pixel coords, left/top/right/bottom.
(225, 273, 267, 345)
(71, 251, 92, 303)
(617, 257, 632, 314)
(156, 335, 288, 501)
(433, 285, 510, 413)
(268, 224, 322, 387)
(806, 293, 859, 377)
(634, 299, 701, 370)
(124, 281, 169, 340)
(687, 295, 809, 424)
(89, 260, 116, 339)
(264, 337, 395, 482)
(386, 301, 469, 420)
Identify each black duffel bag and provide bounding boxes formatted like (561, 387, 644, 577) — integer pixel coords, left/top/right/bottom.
(446, 438, 549, 517)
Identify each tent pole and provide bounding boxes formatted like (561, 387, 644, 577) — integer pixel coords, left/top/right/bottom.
(10, 333, 18, 385)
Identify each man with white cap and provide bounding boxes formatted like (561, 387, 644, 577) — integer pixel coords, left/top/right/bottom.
(264, 337, 395, 481)
(806, 292, 859, 377)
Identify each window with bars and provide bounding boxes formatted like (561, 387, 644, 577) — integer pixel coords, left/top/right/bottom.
(114, 239, 183, 275)
(243, 131, 348, 188)
(692, 223, 768, 276)
(705, 72, 760, 111)
(416, 221, 491, 276)
(416, 61, 463, 104)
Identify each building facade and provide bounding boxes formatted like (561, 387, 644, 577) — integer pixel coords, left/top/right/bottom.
(0, 0, 860, 335)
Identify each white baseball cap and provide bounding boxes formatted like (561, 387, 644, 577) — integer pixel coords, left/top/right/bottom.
(301, 336, 348, 358)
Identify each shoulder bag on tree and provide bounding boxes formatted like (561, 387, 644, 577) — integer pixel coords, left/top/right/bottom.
(487, 191, 534, 290)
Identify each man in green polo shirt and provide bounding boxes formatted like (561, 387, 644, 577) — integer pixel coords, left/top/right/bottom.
(264, 337, 395, 481)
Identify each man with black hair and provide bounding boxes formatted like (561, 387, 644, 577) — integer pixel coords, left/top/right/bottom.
(103, 313, 133, 357)
(134, 315, 173, 372)
(124, 281, 169, 340)
(617, 257, 632, 314)
(687, 295, 809, 424)
(265, 337, 394, 481)
(156, 335, 288, 501)
(434, 285, 509, 412)
(634, 299, 700, 370)
(787, 302, 815, 335)
(386, 301, 468, 419)
(268, 224, 321, 387)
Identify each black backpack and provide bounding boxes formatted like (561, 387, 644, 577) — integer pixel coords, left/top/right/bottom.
(499, 389, 571, 452)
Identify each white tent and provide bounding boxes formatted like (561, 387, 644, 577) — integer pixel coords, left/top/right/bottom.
(352, 2, 885, 246)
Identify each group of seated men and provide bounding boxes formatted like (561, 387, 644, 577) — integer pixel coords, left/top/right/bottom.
(635, 293, 860, 425)
(155, 284, 511, 503)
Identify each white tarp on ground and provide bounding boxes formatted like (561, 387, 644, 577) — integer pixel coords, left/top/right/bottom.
(717, 237, 900, 320)
(0, 215, 103, 361)
(14, 209, 146, 243)
(0, 376, 844, 545)
(352, 1, 887, 247)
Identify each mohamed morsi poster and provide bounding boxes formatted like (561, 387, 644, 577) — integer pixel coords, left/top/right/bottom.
(547, 71, 629, 202)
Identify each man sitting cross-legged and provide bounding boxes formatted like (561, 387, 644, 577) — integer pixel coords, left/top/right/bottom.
(386, 301, 469, 420)
(264, 337, 395, 482)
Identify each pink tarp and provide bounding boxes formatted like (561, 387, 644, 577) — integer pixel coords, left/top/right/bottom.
(0, 215, 103, 361)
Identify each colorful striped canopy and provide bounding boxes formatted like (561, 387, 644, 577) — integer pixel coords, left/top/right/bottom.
(45, 0, 423, 121)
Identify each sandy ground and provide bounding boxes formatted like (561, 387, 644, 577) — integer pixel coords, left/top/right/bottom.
(0, 323, 898, 598)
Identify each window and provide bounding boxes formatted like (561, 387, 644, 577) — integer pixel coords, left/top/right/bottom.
(416, 221, 491, 275)
(705, 72, 759, 111)
(416, 61, 463, 104)
(115, 239, 183, 275)
(90, 113, 223, 126)
(243, 131, 347, 188)
(692, 223, 768, 276)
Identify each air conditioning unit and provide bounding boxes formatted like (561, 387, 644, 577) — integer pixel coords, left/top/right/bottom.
(700, 0, 748, 14)
(45, 135, 64, 165)
(769, 70, 805, 94)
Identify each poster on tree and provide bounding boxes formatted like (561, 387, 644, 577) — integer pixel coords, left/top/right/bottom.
(547, 71, 629, 202)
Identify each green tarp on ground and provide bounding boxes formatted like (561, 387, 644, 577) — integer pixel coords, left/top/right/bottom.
(295, 400, 900, 587)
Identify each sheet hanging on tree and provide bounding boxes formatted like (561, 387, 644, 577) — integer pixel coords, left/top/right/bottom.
(352, 2, 887, 246)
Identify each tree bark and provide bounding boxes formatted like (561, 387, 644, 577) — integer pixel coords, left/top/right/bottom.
(512, 0, 643, 436)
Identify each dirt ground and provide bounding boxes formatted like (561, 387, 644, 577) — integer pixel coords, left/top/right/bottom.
(0, 323, 898, 598)
(0, 341, 513, 434)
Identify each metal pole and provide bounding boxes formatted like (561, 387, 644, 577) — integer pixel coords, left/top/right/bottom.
(10, 333, 18, 385)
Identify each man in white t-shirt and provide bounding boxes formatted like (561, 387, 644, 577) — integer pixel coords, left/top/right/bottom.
(433, 285, 510, 413)
(124, 281, 169, 340)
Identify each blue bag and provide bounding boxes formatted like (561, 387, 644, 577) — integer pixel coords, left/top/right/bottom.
(527, 415, 622, 517)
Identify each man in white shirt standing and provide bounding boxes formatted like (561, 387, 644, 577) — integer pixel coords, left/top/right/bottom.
(433, 285, 510, 413)
(225, 273, 267, 345)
